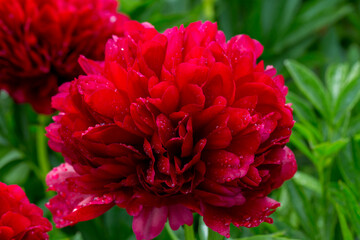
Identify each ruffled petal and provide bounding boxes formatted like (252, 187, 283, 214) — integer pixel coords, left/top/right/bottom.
(46, 163, 115, 227)
(132, 207, 168, 240)
(202, 197, 280, 237)
(168, 204, 193, 230)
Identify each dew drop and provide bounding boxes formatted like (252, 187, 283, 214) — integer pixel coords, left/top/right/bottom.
(110, 16, 117, 23)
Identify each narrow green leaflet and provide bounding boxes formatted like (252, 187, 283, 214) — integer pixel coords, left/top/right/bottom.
(333, 62, 360, 123)
(284, 60, 329, 117)
(286, 181, 317, 237)
(198, 217, 208, 240)
(348, 113, 360, 135)
(331, 182, 360, 237)
(338, 182, 360, 236)
(293, 123, 319, 146)
(0, 149, 23, 169)
(274, 5, 352, 52)
(104, 208, 133, 240)
(313, 138, 349, 160)
(289, 132, 316, 163)
(347, 44, 360, 64)
(337, 142, 360, 199)
(275, 0, 301, 38)
(325, 63, 349, 103)
(0, 149, 29, 185)
(334, 203, 354, 240)
(77, 218, 110, 240)
(286, 92, 318, 124)
(232, 235, 299, 240)
(2, 162, 30, 185)
(292, 171, 321, 194)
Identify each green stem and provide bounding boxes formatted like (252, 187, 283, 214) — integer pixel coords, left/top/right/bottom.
(317, 160, 332, 240)
(184, 224, 196, 240)
(36, 114, 51, 181)
(165, 222, 180, 240)
(208, 228, 224, 240)
(202, 0, 216, 21)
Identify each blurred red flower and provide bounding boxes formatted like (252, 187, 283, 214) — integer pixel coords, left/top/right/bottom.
(0, 182, 52, 240)
(0, 0, 128, 114)
(46, 21, 296, 239)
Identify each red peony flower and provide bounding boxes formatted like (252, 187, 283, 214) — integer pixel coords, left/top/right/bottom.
(46, 21, 297, 239)
(0, 0, 128, 114)
(0, 182, 52, 240)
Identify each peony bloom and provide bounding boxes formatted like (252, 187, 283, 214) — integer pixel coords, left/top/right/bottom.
(0, 182, 52, 240)
(0, 0, 128, 114)
(46, 21, 297, 239)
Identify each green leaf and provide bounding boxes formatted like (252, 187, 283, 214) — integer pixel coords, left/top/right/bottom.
(104, 208, 133, 240)
(325, 63, 349, 103)
(48, 228, 82, 240)
(347, 44, 360, 64)
(78, 218, 109, 240)
(289, 131, 317, 163)
(0, 149, 23, 169)
(233, 234, 299, 240)
(338, 182, 360, 235)
(335, 203, 354, 240)
(119, 0, 147, 13)
(337, 141, 360, 199)
(320, 27, 344, 64)
(286, 92, 318, 124)
(292, 171, 321, 194)
(331, 182, 360, 236)
(293, 123, 319, 146)
(198, 217, 208, 240)
(348, 113, 360, 135)
(276, 0, 301, 37)
(286, 181, 317, 237)
(274, 4, 352, 52)
(333, 62, 360, 123)
(313, 138, 349, 160)
(284, 60, 329, 117)
(2, 162, 30, 185)
(261, 0, 282, 37)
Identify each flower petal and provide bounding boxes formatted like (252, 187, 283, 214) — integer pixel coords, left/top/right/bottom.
(202, 197, 280, 237)
(132, 207, 168, 240)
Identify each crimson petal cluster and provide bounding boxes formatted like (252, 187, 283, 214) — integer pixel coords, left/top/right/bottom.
(0, 182, 52, 240)
(46, 21, 297, 239)
(0, 0, 128, 114)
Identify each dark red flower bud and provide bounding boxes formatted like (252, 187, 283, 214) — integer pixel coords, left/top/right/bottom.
(0, 0, 129, 114)
(0, 182, 52, 240)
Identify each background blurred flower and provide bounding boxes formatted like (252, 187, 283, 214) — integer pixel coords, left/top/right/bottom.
(46, 20, 296, 239)
(0, 182, 52, 240)
(0, 0, 128, 114)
